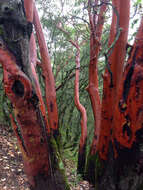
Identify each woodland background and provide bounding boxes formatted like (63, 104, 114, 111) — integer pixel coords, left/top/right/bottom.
(0, 0, 143, 190)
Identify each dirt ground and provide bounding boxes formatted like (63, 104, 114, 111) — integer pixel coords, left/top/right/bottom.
(0, 125, 92, 190)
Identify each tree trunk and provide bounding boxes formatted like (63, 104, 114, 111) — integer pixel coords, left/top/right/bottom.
(96, 16, 143, 190)
(0, 0, 69, 189)
(33, 4, 59, 138)
(73, 44, 87, 175)
(85, 0, 107, 182)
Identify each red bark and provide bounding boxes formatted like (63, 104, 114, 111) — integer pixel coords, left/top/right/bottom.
(24, 0, 34, 22)
(73, 43, 87, 174)
(0, 2, 70, 188)
(97, 16, 143, 190)
(87, 0, 108, 155)
(0, 47, 50, 187)
(1, 44, 69, 190)
(98, 0, 130, 160)
(24, 0, 50, 133)
(31, 63, 50, 134)
(84, 1, 108, 183)
(113, 16, 143, 153)
(109, 0, 130, 97)
(57, 21, 88, 173)
(33, 4, 59, 135)
(24, 0, 37, 66)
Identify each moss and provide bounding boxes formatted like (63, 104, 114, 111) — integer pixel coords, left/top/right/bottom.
(0, 25, 4, 36)
(48, 135, 70, 190)
(77, 142, 87, 176)
(137, 184, 143, 190)
(85, 153, 97, 184)
(84, 152, 103, 189)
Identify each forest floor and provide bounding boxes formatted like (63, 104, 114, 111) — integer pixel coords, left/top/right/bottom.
(0, 125, 92, 190)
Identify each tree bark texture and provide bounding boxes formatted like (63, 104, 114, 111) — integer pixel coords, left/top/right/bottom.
(98, 0, 130, 161)
(85, 0, 107, 183)
(0, 0, 69, 189)
(73, 44, 87, 175)
(96, 15, 143, 190)
(33, 5, 59, 137)
(56, 24, 88, 176)
(24, 0, 50, 134)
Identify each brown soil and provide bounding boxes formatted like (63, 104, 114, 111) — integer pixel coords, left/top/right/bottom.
(0, 125, 92, 190)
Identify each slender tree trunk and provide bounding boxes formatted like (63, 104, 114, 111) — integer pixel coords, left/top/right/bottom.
(73, 44, 87, 175)
(85, 0, 107, 183)
(56, 24, 88, 176)
(24, 0, 50, 133)
(33, 4, 59, 137)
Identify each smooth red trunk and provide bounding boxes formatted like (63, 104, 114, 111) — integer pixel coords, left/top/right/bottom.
(74, 45, 87, 175)
(98, 0, 130, 160)
(33, 5, 59, 136)
(24, 0, 50, 133)
(87, 1, 107, 155)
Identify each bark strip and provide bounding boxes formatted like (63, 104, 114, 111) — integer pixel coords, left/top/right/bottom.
(33, 4, 59, 136)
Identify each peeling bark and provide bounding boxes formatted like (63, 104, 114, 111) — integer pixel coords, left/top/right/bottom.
(99, 0, 130, 160)
(0, 1, 69, 189)
(24, 0, 50, 134)
(97, 16, 143, 190)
